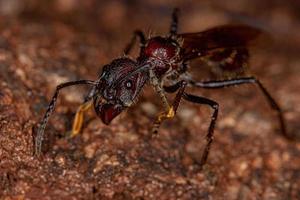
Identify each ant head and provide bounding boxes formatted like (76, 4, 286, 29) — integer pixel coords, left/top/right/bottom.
(94, 58, 148, 125)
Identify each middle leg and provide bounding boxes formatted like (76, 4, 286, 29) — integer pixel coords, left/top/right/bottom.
(182, 93, 219, 167)
(164, 82, 219, 167)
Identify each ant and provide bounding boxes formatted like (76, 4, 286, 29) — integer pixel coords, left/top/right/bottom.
(35, 8, 291, 167)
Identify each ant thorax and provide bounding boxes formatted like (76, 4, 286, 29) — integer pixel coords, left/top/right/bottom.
(162, 66, 191, 86)
(141, 36, 180, 78)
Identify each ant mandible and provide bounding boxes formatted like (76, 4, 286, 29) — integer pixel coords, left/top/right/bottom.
(35, 8, 290, 167)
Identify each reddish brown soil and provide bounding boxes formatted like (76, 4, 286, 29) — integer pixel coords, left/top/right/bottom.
(0, 1, 300, 199)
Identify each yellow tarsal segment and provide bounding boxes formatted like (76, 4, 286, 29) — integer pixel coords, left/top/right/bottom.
(71, 101, 92, 137)
(157, 106, 175, 123)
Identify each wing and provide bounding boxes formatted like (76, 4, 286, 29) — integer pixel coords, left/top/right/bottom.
(178, 25, 263, 76)
(201, 47, 249, 77)
(178, 25, 262, 61)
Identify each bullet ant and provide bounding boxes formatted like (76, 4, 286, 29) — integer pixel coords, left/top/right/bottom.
(35, 8, 291, 167)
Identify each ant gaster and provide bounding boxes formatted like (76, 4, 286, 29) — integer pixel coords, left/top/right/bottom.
(35, 8, 291, 167)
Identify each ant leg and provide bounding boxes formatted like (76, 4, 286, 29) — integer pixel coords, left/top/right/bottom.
(149, 68, 185, 134)
(169, 8, 179, 39)
(70, 86, 97, 137)
(152, 81, 187, 135)
(189, 76, 290, 139)
(35, 80, 96, 156)
(70, 101, 93, 137)
(149, 69, 187, 135)
(124, 30, 146, 55)
(149, 69, 171, 111)
(164, 82, 219, 167)
(163, 81, 186, 93)
(182, 93, 219, 167)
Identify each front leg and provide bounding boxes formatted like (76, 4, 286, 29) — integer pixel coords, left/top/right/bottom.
(70, 85, 97, 137)
(149, 69, 170, 110)
(70, 100, 93, 137)
(149, 69, 187, 134)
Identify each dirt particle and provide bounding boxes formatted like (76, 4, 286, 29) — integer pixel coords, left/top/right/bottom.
(54, 154, 66, 167)
(84, 143, 97, 159)
(93, 154, 120, 174)
(140, 102, 157, 116)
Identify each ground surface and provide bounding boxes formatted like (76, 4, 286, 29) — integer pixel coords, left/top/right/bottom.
(0, 0, 300, 199)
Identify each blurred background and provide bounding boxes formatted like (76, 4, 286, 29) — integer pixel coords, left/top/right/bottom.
(0, 0, 300, 50)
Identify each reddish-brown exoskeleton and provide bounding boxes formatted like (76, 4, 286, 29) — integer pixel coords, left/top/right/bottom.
(35, 9, 290, 167)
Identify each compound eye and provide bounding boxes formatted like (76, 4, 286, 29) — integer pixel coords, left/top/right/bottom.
(125, 80, 133, 89)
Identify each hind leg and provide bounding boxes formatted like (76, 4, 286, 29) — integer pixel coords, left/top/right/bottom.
(188, 76, 290, 139)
